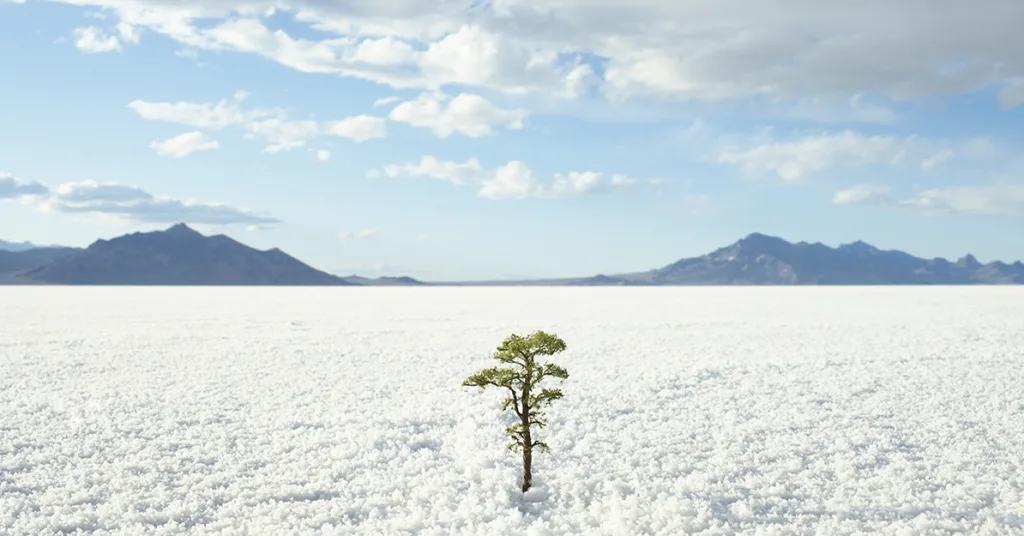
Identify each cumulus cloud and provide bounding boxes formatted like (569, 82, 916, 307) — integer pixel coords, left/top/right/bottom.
(243, 119, 321, 153)
(389, 92, 528, 138)
(382, 156, 483, 185)
(476, 161, 537, 199)
(477, 167, 640, 199)
(128, 92, 275, 130)
(0, 172, 49, 199)
(416, 25, 595, 97)
(130, 93, 385, 152)
(834, 182, 1024, 216)
(150, 131, 220, 157)
(245, 115, 386, 152)
(316, 150, 331, 162)
(30, 0, 1024, 107)
(73, 26, 121, 53)
(377, 156, 642, 199)
(323, 115, 388, 142)
(339, 228, 378, 241)
(349, 36, 417, 66)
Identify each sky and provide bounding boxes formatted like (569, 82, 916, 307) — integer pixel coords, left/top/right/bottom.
(1, 0, 1023, 281)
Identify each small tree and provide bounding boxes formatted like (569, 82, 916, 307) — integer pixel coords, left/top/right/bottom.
(463, 330, 569, 492)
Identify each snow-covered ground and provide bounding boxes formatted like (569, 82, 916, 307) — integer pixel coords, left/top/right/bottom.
(2, 287, 1024, 535)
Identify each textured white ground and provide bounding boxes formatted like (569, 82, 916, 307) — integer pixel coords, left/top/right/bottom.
(2, 287, 1024, 535)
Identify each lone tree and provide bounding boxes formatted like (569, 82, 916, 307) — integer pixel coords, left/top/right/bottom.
(463, 330, 569, 492)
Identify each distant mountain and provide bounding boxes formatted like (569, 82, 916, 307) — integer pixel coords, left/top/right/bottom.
(563, 233, 1024, 286)
(0, 239, 62, 252)
(339, 275, 428, 286)
(14, 224, 355, 286)
(0, 247, 80, 280)
(4, 228, 1021, 286)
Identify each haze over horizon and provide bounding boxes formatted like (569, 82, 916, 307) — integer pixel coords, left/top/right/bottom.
(2, 0, 1023, 280)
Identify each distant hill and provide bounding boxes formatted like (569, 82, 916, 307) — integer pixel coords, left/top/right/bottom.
(560, 233, 1024, 286)
(339, 275, 428, 286)
(3, 228, 1020, 286)
(13, 224, 355, 286)
(0, 239, 63, 252)
(0, 247, 80, 280)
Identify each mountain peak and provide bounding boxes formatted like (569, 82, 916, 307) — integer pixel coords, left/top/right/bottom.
(165, 223, 201, 236)
(957, 254, 982, 269)
(728, 233, 792, 255)
(839, 240, 879, 254)
(739, 232, 783, 244)
(0, 239, 40, 252)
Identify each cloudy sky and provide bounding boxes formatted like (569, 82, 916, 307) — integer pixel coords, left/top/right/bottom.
(1, 0, 1022, 280)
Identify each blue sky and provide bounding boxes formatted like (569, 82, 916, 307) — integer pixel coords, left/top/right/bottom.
(1, 0, 1022, 280)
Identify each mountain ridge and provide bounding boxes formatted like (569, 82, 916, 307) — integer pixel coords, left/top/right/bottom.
(0, 226, 1020, 286)
(11, 224, 355, 286)
(561, 232, 1023, 286)
(0, 239, 66, 252)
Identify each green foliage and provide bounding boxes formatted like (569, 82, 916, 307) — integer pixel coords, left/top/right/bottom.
(463, 330, 569, 454)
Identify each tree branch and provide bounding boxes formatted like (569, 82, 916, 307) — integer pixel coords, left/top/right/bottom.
(506, 386, 523, 418)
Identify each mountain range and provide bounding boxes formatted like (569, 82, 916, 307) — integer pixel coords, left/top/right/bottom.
(0, 224, 1021, 285)
(0, 224, 357, 286)
(561, 233, 1024, 285)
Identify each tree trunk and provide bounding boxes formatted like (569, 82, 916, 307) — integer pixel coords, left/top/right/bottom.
(521, 401, 533, 492)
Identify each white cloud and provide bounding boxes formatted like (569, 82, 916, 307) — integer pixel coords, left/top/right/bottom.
(73, 26, 121, 53)
(905, 184, 1024, 216)
(244, 119, 321, 153)
(477, 161, 537, 199)
(22, 179, 279, 225)
(715, 130, 997, 181)
(117, 21, 141, 44)
(382, 156, 483, 185)
(0, 172, 49, 199)
(832, 184, 892, 206)
(349, 36, 417, 66)
(833, 182, 1024, 217)
(716, 130, 905, 181)
(339, 228, 379, 241)
(245, 115, 386, 152)
(316, 150, 331, 162)
(32, 0, 1024, 106)
(373, 96, 400, 108)
(323, 115, 388, 142)
(377, 156, 641, 199)
(128, 93, 273, 130)
(477, 166, 640, 199)
(417, 25, 593, 97)
(389, 92, 528, 138)
(150, 131, 220, 158)
(921, 150, 954, 170)
(129, 94, 384, 152)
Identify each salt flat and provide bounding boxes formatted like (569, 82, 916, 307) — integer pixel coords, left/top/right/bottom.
(2, 287, 1024, 535)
